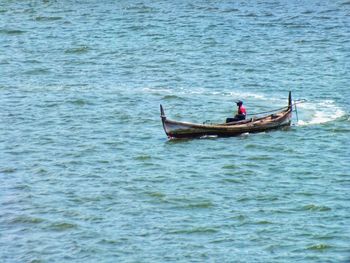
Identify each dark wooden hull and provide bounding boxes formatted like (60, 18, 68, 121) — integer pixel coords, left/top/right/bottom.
(160, 92, 293, 139)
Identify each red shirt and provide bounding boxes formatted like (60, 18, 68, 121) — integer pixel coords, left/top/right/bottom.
(238, 105, 246, 115)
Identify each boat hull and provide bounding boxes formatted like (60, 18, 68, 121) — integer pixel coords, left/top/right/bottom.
(160, 92, 293, 139)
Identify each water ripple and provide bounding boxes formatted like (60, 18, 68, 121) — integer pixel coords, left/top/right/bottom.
(1, 1, 349, 262)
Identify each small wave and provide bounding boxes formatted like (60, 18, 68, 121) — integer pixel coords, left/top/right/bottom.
(0, 167, 16, 173)
(118, 113, 132, 122)
(125, 4, 155, 14)
(302, 10, 314, 14)
(307, 244, 332, 250)
(288, 24, 311, 29)
(222, 164, 237, 169)
(125, 25, 144, 31)
(49, 222, 78, 231)
(231, 214, 246, 221)
(169, 196, 214, 209)
(240, 12, 258, 18)
(0, 59, 9, 65)
(146, 87, 284, 105)
(166, 138, 192, 143)
(223, 178, 243, 184)
(65, 46, 90, 54)
(10, 216, 45, 224)
(35, 168, 48, 174)
(245, 143, 258, 149)
(67, 99, 90, 106)
(24, 68, 50, 75)
(227, 91, 277, 101)
(237, 196, 250, 202)
(35, 16, 62, 21)
(248, 155, 272, 161)
(162, 95, 182, 100)
(168, 227, 218, 235)
(302, 204, 331, 212)
(98, 239, 120, 245)
(25, 59, 41, 64)
(185, 201, 214, 209)
(256, 220, 273, 225)
(142, 87, 173, 95)
(330, 126, 350, 133)
(147, 191, 166, 198)
(341, 1, 350, 5)
(222, 8, 239, 13)
(173, 200, 214, 209)
(135, 155, 151, 160)
(0, 29, 26, 35)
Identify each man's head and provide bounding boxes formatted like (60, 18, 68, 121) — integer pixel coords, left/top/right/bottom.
(236, 100, 243, 107)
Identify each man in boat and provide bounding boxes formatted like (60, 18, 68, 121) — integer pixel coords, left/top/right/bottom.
(226, 100, 247, 123)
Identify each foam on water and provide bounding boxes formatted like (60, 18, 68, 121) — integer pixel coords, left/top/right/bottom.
(228, 90, 268, 101)
(295, 100, 346, 126)
(143, 87, 286, 102)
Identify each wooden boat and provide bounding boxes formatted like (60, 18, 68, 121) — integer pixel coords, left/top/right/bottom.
(160, 91, 293, 139)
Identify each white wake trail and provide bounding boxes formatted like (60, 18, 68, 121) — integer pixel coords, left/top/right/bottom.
(295, 100, 346, 126)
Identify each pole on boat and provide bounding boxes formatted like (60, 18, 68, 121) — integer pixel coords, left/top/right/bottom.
(294, 100, 299, 124)
(160, 104, 169, 137)
(288, 91, 292, 110)
(160, 104, 165, 117)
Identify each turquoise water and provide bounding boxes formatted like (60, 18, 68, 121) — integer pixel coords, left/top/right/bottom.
(1, 1, 350, 262)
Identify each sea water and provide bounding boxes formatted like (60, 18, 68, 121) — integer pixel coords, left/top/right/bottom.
(1, 1, 349, 262)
